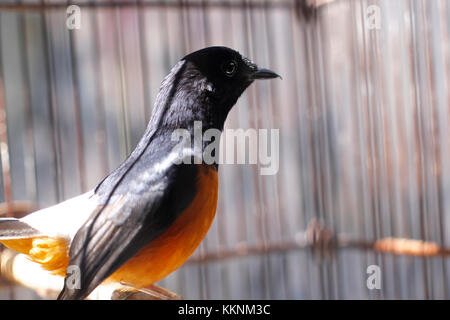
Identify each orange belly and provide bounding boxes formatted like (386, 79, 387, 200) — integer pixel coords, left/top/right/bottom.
(106, 164, 218, 287)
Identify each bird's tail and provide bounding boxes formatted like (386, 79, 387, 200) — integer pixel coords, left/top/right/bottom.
(0, 218, 41, 240)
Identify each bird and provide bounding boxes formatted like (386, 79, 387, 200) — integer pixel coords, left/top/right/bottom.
(0, 46, 280, 300)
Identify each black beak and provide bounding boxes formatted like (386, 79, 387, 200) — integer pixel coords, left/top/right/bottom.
(251, 67, 281, 80)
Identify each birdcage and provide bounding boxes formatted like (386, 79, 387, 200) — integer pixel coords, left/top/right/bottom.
(0, 0, 449, 300)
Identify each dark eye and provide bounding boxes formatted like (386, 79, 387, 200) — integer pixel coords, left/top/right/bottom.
(222, 60, 237, 77)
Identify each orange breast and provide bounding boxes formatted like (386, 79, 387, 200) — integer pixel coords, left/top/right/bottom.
(106, 164, 218, 287)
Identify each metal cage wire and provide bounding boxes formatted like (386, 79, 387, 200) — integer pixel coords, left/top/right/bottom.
(0, 0, 449, 299)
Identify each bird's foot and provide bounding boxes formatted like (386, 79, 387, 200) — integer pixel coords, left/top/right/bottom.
(114, 282, 181, 300)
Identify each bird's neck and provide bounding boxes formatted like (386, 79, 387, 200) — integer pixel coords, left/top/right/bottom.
(145, 60, 231, 146)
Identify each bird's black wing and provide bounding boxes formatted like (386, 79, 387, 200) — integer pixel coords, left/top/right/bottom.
(57, 148, 198, 300)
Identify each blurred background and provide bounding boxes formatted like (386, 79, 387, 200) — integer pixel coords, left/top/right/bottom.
(0, 0, 450, 299)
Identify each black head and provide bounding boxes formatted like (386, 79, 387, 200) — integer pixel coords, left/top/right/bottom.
(150, 46, 280, 137)
(182, 46, 280, 121)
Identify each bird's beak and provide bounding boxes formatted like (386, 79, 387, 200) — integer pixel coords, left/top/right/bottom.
(251, 67, 281, 80)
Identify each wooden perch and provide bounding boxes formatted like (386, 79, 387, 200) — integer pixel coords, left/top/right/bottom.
(306, 0, 335, 7)
(373, 237, 441, 256)
(0, 248, 180, 300)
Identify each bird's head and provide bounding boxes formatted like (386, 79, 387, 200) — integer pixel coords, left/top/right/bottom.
(182, 47, 280, 127)
(184, 46, 279, 108)
(152, 46, 280, 133)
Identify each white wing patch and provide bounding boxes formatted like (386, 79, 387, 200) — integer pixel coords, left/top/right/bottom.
(21, 190, 100, 241)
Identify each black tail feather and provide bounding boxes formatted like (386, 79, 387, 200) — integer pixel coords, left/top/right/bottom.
(0, 218, 41, 239)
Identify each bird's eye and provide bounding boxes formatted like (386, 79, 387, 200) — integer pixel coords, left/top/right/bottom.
(222, 60, 237, 77)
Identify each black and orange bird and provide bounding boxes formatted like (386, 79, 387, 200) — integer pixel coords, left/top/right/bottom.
(0, 47, 279, 300)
